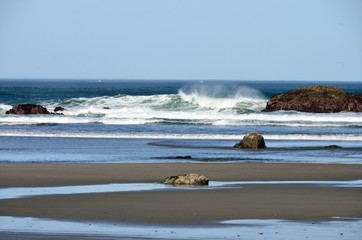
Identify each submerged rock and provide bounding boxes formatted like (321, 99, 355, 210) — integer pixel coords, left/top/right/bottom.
(6, 104, 50, 115)
(54, 106, 66, 112)
(262, 85, 362, 113)
(234, 132, 266, 149)
(324, 145, 342, 149)
(163, 173, 209, 185)
(175, 155, 193, 159)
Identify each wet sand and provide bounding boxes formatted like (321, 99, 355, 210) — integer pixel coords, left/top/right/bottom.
(1, 163, 362, 225)
(1, 162, 362, 187)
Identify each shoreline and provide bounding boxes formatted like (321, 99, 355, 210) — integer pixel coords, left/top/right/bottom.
(1, 163, 362, 225)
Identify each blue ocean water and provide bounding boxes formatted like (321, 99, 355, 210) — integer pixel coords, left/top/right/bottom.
(0, 80, 361, 163)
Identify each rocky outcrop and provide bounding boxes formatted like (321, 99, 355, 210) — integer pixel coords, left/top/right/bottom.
(164, 173, 209, 185)
(6, 104, 50, 115)
(234, 132, 266, 149)
(263, 86, 362, 113)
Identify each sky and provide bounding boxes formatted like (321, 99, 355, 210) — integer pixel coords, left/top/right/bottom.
(0, 0, 361, 81)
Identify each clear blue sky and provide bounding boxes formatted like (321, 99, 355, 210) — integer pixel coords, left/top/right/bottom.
(0, 0, 361, 81)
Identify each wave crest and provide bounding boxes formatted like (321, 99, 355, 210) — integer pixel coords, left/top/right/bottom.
(178, 83, 266, 110)
(1, 86, 362, 128)
(0, 104, 12, 113)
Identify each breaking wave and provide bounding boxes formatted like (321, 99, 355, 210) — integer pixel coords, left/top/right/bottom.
(1, 85, 362, 129)
(0, 85, 269, 126)
(178, 83, 266, 110)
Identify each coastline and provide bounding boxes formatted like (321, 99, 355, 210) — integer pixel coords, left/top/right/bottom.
(1, 163, 361, 225)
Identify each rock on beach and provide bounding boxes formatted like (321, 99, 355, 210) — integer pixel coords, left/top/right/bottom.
(164, 173, 209, 185)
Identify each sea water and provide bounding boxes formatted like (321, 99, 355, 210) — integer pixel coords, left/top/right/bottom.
(0, 80, 361, 163)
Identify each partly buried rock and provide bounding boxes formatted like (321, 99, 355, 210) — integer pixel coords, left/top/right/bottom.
(164, 173, 209, 185)
(262, 85, 362, 113)
(6, 104, 50, 114)
(234, 132, 266, 149)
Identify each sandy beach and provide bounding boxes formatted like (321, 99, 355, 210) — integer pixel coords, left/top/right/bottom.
(1, 163, 361, 226)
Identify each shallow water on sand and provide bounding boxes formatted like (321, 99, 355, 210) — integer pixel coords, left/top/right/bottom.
(1, 180, 362, 199)
(0, 217, 361, 240)
(0, 137, 361, 164)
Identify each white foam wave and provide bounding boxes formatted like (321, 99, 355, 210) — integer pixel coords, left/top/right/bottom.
(178, 84, 266, 110)
(0, 103, 12, 113)
(0, 116, 97, 125)
(1, 110, 362, 127)
(1, 90, 362, 127)
(178, 90, 265, 110)
(0, 131, 361, 141)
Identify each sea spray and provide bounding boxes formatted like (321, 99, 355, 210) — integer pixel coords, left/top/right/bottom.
(178, 83, 266, 110)
(1, 84, 270, 126)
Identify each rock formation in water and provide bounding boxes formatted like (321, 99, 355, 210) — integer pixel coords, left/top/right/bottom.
(262, 86, 362, 113)
(54, 106, 66, 112)
(163, 173, 209, 185)
(233, 132, 266, 149)
(6, 104, 50, 115)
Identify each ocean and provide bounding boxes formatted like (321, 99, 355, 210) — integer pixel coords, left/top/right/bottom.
(0, 80, 361, 163)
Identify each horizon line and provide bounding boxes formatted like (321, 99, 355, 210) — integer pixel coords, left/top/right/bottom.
(0, 78, 361, 82)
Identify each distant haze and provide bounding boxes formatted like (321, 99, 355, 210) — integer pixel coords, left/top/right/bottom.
(0, 0, 361, 81)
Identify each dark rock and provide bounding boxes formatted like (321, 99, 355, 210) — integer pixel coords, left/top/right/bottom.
(175, 155, 193, 159)
(54, 106, 66, 112)
(262, 86, 362, 113)
(324, 145, 342, 149)
(164, 173, 209, 185)
(103, 107, 110, 110)
(234, 132, 266, 149)
(6, 104, 50, 115)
